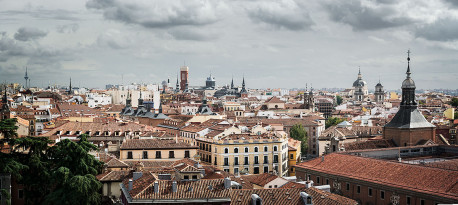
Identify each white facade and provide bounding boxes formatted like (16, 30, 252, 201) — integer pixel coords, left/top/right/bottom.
(86, 93, 112, 108)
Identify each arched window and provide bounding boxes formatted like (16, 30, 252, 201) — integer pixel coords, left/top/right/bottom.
(234, 148, 239, 153)
(224, 148, 229, 154)
(274, 146, 278, 152)
(254, 147, 259, 152)
(245, 147, 249, 152)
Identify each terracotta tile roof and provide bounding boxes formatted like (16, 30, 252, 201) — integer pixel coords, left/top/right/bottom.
(124, 161, 174, 168)
(265, 97, 284, 104)
(97, 170, 130, 182)
(57, 103, 100, 117)
(120, 139, 198, 150)
(288, 146, 297, 151)
(123, 171, 157, 198)
(280, 181, 306, 189)
(295, 153, 458, 200)
(106, 157, 129, 168)
(231, 187, 356, 205)
(40, 121, 153, 137)
(131, 178, 231, 200)
(240, 173, 279, 187)
(343, 139, 396, 151)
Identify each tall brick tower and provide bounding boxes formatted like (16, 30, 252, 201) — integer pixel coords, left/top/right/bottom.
(180, 65, 189, 92)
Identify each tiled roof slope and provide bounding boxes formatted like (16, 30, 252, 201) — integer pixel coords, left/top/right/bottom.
(240, 173, 279, 187)
(231, 187, 357, 205)
(295, 153, 458, 200)
(120, 139, 198, 150)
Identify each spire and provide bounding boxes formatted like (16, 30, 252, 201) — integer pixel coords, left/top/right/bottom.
(242, 75, 245, 87)
(68, 77, 72, 94)
(231, 75, 234, 89)
(24, 67, 29, 88)
(406, 49, 411, 78)
(357, 67, 362, 79)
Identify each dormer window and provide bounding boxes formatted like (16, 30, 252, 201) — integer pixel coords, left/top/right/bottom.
(104, 131, 110, 136)
(65, 131, 71, 135)
(115, 131, 120, 136)
(95, 131, 101, 136)
(85, 131, 91, 135)
(75, 131, 82, 135)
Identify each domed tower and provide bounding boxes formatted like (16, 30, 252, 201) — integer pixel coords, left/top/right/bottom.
(374, 79, 385, 103)
(352, 68, 368, 102)
(383, 50, 435, 147)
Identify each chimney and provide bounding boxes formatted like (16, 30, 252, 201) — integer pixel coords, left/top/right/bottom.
(128, 179, 133, 192)
(321, 156, 324, 162)
(153, 181, 159, 193)
(306, 180, 314, 188)
(224, 177, 231, 189)
(300, 192, 312, 205)
(133, 172, 143, 181)
(251, 194, 262, 205)
(172, 181, 177, 192)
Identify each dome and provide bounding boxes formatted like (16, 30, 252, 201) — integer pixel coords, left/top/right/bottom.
(376, 82, 382, 87)
(353, 79, 367, 87)
(402, 78, 416, 88)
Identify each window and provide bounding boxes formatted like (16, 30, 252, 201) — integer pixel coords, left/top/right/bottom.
(264, 166, 268, 173)
(224, 157, 229, 166)
(234, 168, 239, 175)
(420, 199, 425, 205)
(234, 148, 239, 153)
(224, 148, 229, 154)
(184, 175, 189, 180)
(224, 169, 230, 173)
(245, 147, 249, 152)
(407, 196, 411, 205)
(264, 146, 268, 152)
(380, 190, 385, 199)
(127, 151, 133, 159)
(18, 189, 24, 199)
(264, 156, 268, 164)
(274, 146, 278, 151)
(290, 167, 294, 172)
(368, 188, 372, 197)
(192, 175, 197, 180)
(307, 175, 311, 181)
(254, 156, 259, 164)
(326, 178, 329, 185)
(346, 183, 350, 191)
(214, 157, 217, 165)
(244, 156, 249, 165)
(273, 155, 278, 163)
(156, 151, 162, 159)
(142, 151, 148, 159)
(316, 176, 320, 184)
(357, 185, 361, 194)
(290, 154, 294, 159)
(185, 151, 190, 158)
(254, 167, 259, 174)
(254, 147, 259, 152)
(234, 157, 239, 165)
(169, 151, 175, 158)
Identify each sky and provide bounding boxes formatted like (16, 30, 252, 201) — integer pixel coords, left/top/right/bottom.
(0, 0, 457, 90)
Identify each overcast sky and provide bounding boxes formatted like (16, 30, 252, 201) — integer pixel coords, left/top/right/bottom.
(0, 0, 457, 90)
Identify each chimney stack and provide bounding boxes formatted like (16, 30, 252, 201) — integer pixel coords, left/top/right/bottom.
(251, 194, 262, 205)
(224, 177, 231, 189)
(133, 172, 143, 181)
(128, 179, 133, 191)
(153, 181, 159, 193)
(306, 180, 314, 188)
(172, 181, 177, 192)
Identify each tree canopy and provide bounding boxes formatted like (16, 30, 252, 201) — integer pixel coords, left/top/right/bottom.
(451, 98, 458, 107)
(289, 124, 308, 155)
(0, 118, 102, 205)
(336, 95, 343, 105)
(325, 117, 345, 129)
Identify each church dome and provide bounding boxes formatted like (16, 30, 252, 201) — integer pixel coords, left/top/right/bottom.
(376, 82, 382, 87)
(353, 79, 367, 87)
(402, 78, 415, 89)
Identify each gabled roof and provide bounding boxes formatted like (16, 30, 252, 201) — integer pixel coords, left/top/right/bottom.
(295, 153, 458, 200)
(240, 173, 279, 187)
(120, 139, 198, 150)
(265, 97, 284, 104)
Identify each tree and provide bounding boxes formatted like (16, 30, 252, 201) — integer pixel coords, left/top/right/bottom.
(0, 118, 102, 205)
(451, 98, 458, 107)
(336, 95, 343, 105)
(289, 124, 308, 154)
(325, 117, 345, 129)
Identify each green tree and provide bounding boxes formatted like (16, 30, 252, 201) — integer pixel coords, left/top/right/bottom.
(325, 117, 345, 129)
(289, 124, 308, 154)
(451, 98, 458, 107)
(0, 118, 102, 205)
(336, 95, 343, 105)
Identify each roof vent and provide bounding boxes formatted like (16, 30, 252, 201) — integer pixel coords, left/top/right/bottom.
(188, 186, 193, 192)
(251, 194, 262, 205)
(153, 181, 159, 193)
(172, 181, 177, 192)
(128, 179, 133, 192)
(300, 192, 312, 205)
(224, 177, 231, 189)
(208, 185, 213, 190)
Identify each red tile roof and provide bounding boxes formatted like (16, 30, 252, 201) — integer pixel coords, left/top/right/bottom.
(240, 173, 279, 187)
(120, 139, 197, 150)
(295, 153, 458, 200)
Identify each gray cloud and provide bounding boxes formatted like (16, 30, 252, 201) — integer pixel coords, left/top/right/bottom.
(246, 1, 314, 30)
(86, 0, 224, 28)
(415, 17, 458, 41)
(96, 29, 132, 49)
(0, 9, 79, 21)
(14, 27, 48, 41)
(56, 23, 79, 33)
(167, 28, 218, 41)
(323, 0, 412, 31)
(443, 0, 458, 7)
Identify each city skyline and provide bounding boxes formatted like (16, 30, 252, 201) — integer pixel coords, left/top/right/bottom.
(1, 0, 457, 90)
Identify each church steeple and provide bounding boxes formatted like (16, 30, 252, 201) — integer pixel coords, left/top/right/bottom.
(240, 75, 247, 94)
(357, 67, 362, 80)
(176, 73, 180, 92)
(68, 77, 72, 94)
(24, 67, 29, 88)
(231, 76, 234, 89)
(401, 49, 416, 107)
